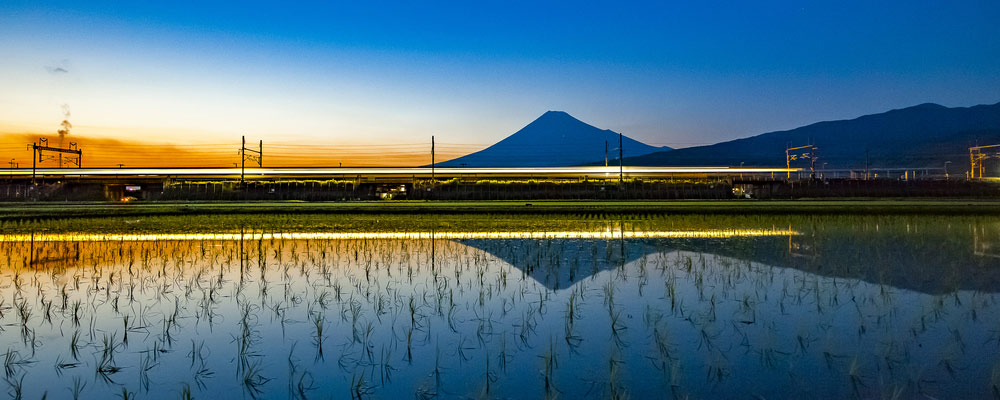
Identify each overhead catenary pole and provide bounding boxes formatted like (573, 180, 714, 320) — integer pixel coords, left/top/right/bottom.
(969, 144, 1000, 180)
(970, 148, 976, 179)
(785, 144, 815, 180)
(431, 136, 435, 191)
(28, 138, 81, 184)
(786, 148, 790, 179)
(241, 135, 245, 182)
(618, 132, 623, 184)
(810, 145, 816, 179)
(865, 148, 870, 180)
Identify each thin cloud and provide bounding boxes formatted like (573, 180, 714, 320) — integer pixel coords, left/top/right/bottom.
(45, 60, 71, 74)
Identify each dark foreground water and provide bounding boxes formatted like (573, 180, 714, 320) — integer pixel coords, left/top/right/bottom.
(1, 214, 999, 399)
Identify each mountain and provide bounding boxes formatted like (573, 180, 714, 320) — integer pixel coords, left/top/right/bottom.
(436, 111, 669, 167)
(618, 102, 1000, 171)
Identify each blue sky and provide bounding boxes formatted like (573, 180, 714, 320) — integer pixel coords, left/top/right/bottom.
(1, 0, 999, 153)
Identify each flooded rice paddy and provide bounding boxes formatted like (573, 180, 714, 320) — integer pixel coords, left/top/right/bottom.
(1, 214, 999, 399)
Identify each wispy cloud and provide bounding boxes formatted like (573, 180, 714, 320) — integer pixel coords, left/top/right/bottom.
(45, 60, 71, 74)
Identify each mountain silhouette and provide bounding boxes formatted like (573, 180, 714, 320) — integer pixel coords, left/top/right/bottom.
(616, 102, 1000, 171)
(437, 111, 669, 167)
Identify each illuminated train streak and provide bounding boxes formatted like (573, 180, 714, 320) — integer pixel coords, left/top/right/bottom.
(4, 166, 799, 179)
(0, 228, 799, 242)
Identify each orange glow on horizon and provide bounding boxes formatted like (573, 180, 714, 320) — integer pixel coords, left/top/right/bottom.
(0, 132, 479, 167)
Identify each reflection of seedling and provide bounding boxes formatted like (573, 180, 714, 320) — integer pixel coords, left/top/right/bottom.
(312, 313, 325, 359)
(847, 356, 865, 395)
(377, 345, 395, 385)
(3, 349, 34, 378)
(117, 387, 136, 400)
(608, 351, 626, 400)
(69, 376, 86, 400)
(990, 363, 1000, 399)
(706, 350, 730, 383)
(242, 360, 271, 399)
(95, 334, 123, 384)
(3, 373, 23, 400)
(540, 337, 558, 397)
(138, 351, 157, 392)
(350, 372, 375, 400)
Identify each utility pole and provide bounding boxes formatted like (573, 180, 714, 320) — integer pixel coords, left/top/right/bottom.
(241, 136, 245, 182)
(431, 135, 435, 185)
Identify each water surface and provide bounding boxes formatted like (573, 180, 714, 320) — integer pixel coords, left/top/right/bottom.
(1, 214, 998, 399)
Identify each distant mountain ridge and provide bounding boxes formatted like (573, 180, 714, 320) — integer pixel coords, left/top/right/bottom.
(618, 101, 1000, 170)
(437, 111, 669, 167)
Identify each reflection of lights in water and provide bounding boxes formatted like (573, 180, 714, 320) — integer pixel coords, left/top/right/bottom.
(974, 223, 1000, 258)
(0, 229, 798, 242)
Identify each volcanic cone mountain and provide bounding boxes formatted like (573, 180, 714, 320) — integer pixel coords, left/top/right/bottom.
(437, 111, 669, 167)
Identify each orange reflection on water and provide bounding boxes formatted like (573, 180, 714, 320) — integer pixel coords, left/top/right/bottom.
(0, 228, 799, 242)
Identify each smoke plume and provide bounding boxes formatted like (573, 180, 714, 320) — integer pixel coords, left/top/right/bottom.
(57, 104, 71, 145)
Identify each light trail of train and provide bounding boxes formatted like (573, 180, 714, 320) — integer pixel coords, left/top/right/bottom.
(4, 166, 798, 178)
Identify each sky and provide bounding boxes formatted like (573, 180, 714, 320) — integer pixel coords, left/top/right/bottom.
(1, 1, 999, 166)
